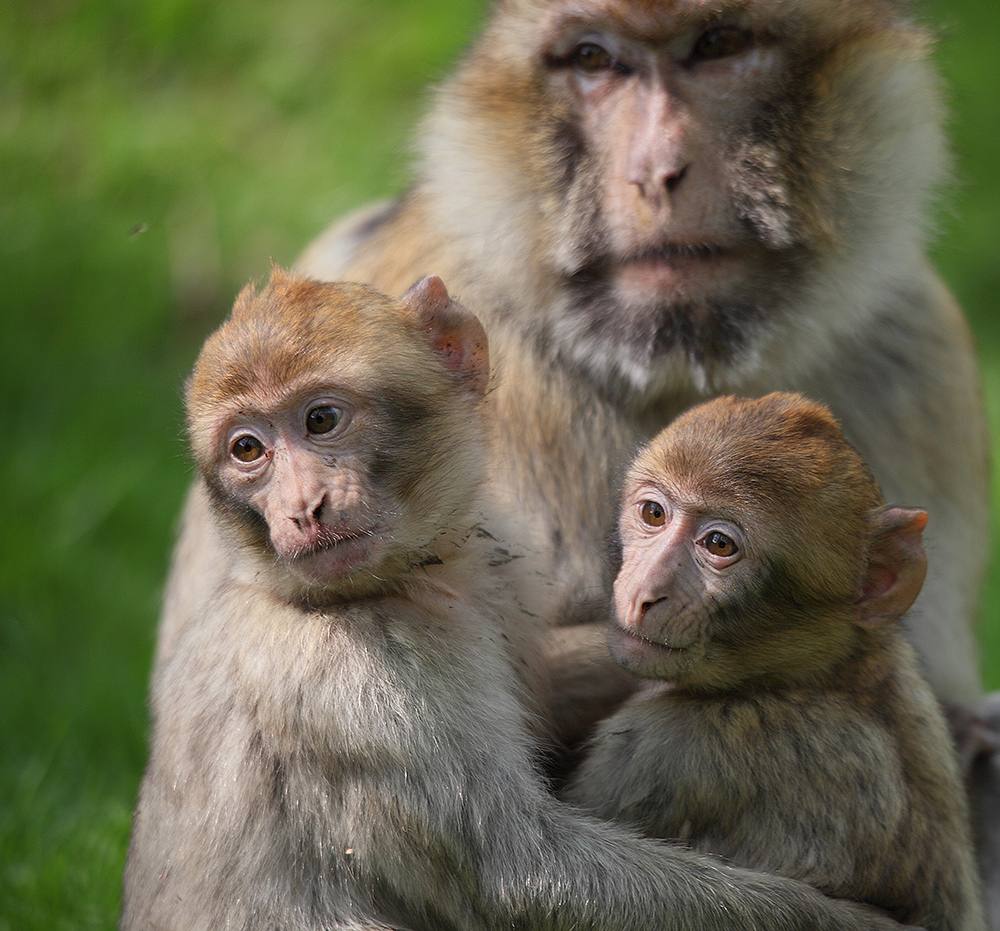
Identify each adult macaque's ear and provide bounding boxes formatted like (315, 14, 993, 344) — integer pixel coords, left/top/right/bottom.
(853, 507, 929, 628)
(401, 276, 490, 398)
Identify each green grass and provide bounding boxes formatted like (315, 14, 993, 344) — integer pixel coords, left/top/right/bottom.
(0, 0, 997, 925)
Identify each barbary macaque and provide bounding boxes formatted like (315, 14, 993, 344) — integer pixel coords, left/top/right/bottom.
(565, 393, 986, 931)
(157, 0, 998, 913)
(121, 271, 908, 931)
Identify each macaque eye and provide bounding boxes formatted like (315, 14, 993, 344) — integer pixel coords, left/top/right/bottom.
(306, 405, 343, 435)
(231, 434, 265, 463)
(690, 25, 754, 62)
(639, 500, 667, 527)
(701, 530, 739, 558)
(570, 42, 617, 73)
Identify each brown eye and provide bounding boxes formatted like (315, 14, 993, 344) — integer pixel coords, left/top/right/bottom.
(306, 405, 342, 435)
(571, 42, 616, 73)
(702, 530, 738, 558)
(639, 500, 666, 527)
(231, 434, 264, 462)
(691, 25, 754, 62)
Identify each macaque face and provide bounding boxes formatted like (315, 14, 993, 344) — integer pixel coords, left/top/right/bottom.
(530, 0, 836, 371)
(456, 0, 908, 384)
(188, 276, 488, 601)
(543, 4, 790, 296)
(611, 475, 756, 683)
(210, 381, 386, 588)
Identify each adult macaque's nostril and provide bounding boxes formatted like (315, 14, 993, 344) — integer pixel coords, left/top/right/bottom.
(664, 165, 688, 195)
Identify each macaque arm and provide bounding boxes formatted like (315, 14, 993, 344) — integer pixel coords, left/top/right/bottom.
(540, 621, 640, 761)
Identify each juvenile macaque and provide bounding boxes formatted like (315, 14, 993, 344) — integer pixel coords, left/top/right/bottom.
(122, 272, 908, 930)
(565, 393, 986, 931)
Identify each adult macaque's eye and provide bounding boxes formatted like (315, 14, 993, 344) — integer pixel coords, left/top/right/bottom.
(570, 42, 617, 73)
(306, 405, 342, 435)
(691, 25, 754, 62)
(639, 500, 666, 527)
(701, 530, 738, 558)
(231, 434, 265, 462)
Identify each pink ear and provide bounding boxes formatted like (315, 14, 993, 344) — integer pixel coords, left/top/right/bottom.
(401, 276, 490, 398)
(854, 507, 928, 628)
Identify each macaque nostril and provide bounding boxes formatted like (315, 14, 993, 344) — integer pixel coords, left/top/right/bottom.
(665, 166, 687, 194)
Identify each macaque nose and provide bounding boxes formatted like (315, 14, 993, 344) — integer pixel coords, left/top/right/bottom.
(627, 87, 689, 202)
(290, 494, 326, 536)
(270, 492, 328, 557)
(630, 159, 688, 201)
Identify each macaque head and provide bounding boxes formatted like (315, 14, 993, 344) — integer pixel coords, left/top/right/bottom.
(433, 0, 943, 393)
(186, 269, 490, 601)
(612, 392, 928, 691)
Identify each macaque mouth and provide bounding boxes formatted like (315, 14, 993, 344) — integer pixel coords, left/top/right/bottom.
(611, 622, 687, 656)
(282, 525, 379, 561)
(566, 242, 732, 285)
(627, 243, 730, 265)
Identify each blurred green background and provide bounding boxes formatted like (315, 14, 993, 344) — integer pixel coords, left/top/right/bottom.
(0, 0, 996, 926)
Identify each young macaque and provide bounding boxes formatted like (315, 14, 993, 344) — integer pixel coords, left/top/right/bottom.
(564, 393, 986, 931)
(121, 273, 906, 931)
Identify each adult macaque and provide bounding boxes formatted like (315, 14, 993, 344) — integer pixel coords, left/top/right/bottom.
(291, 0, 989, 708)
(564, 393, 986, 931)
(121, 271, 906, 931)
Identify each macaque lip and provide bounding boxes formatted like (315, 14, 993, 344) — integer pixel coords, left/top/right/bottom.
(284, 528, 380, 583)
(608, 623, 690, 679)
(615, 243, 737, 294)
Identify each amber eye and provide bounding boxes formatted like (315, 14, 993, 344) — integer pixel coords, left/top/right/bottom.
(306, 404, 342, 435)
(702, 530, 738, 558)
(639, 500, 667, 527)
(570, 42, 616, 73)
(691, 25, 754, 62)
(231, 434, 264, 463)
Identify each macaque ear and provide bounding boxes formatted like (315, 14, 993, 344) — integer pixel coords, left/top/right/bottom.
(854, 507, 929, 628)
(401, 276, 490, 398)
